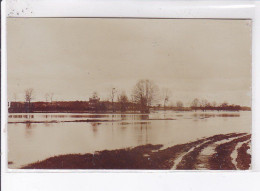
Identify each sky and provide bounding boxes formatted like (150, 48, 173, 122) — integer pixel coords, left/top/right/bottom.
(7, 18, 252, 106)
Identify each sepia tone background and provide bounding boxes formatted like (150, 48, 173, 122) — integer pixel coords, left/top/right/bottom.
(7, 18, 251, 106)
(6, 18, 252, 171)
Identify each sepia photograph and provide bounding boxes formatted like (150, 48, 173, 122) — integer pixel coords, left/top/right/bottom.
(7, 18, 252, 170)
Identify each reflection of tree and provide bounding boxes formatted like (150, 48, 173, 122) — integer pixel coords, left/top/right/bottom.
(91, 122, 99, 134)
(112, 115, 116, 122)
(26, 122, 32, 129)
(140, 115, 149, 120)
(121, 114, 127, 121)
(145, 123, 148, 144)
(135, 122, 150, 145)
(25, 122, 34, 138)
(43, 122, 51, 127)
(120, 125, 127, 131)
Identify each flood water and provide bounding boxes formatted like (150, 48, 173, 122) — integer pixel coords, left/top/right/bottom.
(8, 111, 251, 168)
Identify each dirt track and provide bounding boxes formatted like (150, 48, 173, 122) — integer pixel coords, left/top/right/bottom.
(22, 133, 251, 170)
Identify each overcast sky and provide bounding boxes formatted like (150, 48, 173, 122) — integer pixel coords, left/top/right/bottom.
(7, 18, 251, 106)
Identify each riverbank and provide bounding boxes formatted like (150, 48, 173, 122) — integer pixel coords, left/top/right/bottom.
(21, 133, 251, 170)
(8, 101, 251, 113)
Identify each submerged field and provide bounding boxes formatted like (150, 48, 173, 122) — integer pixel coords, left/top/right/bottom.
(8, 111, 251, 170)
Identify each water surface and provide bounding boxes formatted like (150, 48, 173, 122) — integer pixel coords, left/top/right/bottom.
(8, 111, 251, 168)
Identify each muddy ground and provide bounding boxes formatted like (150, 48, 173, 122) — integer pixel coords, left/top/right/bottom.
(22, 133, 251, 170)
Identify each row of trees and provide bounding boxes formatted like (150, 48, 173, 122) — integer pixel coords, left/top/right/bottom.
(12, 79, 248, 113)
(13, 89, 55, 103)
(91, 79, 246, 113)
(18, 89, 55, 112)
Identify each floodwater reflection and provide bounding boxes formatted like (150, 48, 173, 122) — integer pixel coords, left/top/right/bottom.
(8, 111, 251, 168)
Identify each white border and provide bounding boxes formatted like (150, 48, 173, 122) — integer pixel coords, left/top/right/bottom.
(2, 0, 260, 191)
(5, 0, 256, 18)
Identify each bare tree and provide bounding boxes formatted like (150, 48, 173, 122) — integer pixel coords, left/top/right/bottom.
(176, 101, 183, 108)
(25, 88, 34, 112)
(44, 93, 50, 102)
(25, 88, 34, 103)
(13, 93, 17, 102)
(200, 99, 210, 111)
(191, 98, 200, 111)
(191, 98, 199, 107)
(130, 94, 136, 112)
(220, 102, 228, 108)
(109, 88, 117, 112)
(162, 88, 172, 109)
(117, 91, 128, 112)
(89, 91, 100, 112)
(92, 91, 99, 99)
(212, 101, 217, 107)
(200, 99, 209, 107)
(49, 92, 54, 102)
(132, 79, 159, 113)
(169, 101, 175, 108)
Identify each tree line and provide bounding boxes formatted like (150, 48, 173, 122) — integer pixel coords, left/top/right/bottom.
(9, 79, 250, 113)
